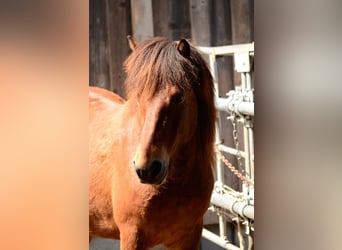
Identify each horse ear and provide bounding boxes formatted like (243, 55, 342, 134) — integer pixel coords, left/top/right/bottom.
(176, 39, 190, 58)
(127, 35, 138, 51)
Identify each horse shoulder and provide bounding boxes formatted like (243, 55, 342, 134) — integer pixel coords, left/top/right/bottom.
(89, 87, 125, 239)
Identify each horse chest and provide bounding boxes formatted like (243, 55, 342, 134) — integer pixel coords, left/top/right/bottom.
(135, 190, 209, 246)
(148, 189, 210, 224)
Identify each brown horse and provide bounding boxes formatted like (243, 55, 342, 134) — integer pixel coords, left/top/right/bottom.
(89, 37, 216, 249)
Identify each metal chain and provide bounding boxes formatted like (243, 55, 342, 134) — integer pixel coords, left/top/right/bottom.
(231, 114, 244, 173)
(215, 146, 254, 186)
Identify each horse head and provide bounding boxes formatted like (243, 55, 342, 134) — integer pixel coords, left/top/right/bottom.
(124, 37, 214, 185)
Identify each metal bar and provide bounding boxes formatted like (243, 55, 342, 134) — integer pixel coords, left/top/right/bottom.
(217, 143, 255, 163)
(215, 97, 254, 116)
(197, 43, 254, 57)
(243, 125, 251, 195)
(202, 229, 240, 250)
(237, 101, 254, 116)
(211, 192, 254, 220)
(240, 72, 249, 195)
(241, 72, 246, 89)
(246, 72, 252, 89)
(246, 72, 254, 180)
(215, 97, 254, 115)
(248, 126, 254, 180)
(209, 53, 227, 239)
(217, 144, 247, 159)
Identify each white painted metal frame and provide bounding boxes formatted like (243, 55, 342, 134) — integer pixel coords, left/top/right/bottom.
(197, 43, 254, 249)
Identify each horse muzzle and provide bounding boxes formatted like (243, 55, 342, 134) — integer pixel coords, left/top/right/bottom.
(133, 158, 168, 185)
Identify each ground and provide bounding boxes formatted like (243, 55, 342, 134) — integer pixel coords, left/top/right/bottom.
(89, 237, 224, 250)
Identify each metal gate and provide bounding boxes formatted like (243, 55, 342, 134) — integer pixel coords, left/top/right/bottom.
(197, 42, 254, 250)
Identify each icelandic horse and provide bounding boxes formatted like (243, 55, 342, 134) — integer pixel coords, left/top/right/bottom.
(89, 36, 216, 249)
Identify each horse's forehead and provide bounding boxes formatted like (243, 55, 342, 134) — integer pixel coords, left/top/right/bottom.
(144, 85, 178, 104)
(167, 85, 181, 94)
(160, 84, 185, 97)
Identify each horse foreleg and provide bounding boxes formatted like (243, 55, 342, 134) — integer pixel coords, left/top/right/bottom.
(168, 224, 203, 250)
(119, 226, 149, 250)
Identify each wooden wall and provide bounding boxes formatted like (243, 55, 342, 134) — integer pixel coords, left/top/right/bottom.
(90, 0, 132, 97)
(90, 0, 253, 98)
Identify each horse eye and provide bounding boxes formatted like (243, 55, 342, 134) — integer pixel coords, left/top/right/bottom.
(171, 93, 184, 104)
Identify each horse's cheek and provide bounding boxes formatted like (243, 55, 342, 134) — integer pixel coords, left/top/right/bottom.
(183, 101, 198, 139)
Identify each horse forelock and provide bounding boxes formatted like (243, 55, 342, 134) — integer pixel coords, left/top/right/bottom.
(124, 37, 198, 100)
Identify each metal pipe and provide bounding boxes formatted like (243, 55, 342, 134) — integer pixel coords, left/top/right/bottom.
(210, 52, 228, 239)
(217, 144, 254, 161)
(247, 126, 254, 180)
(211, 192, 254, 220)
(240, 72, 249, 196)
(236, 101, 254, 116)
(196, 43, 254, 57)
(246, 72, 252, 89)
(215, 97, 254, 116)
(217, 144, 247, 159)
(202, 228, 240, 250)
(245, 72, 254, 180)
(243, 125, 251, 195)
(243, 71, 253, 193)
(241, 72, 246, 89)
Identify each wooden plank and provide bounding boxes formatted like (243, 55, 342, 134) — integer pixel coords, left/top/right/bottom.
(189, 0, 211, 45)
(231, 0, 254, 44)
(190, 0, 232, 46)
(210, 0, 233, 46)
(106, 0, 132, 97)
(152, 0, 191, 40)
(130, 0, 154, 42)
(89, 0, 110, 89)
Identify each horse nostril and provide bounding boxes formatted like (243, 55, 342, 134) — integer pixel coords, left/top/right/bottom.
(149, 160, 162, 179)
(135, 160, 166, 184)
(135, 168, 144, 180)
(134, 160, 166, 184)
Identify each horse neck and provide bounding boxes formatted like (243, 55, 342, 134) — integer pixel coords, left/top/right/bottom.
(168, 131, 214, 188)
